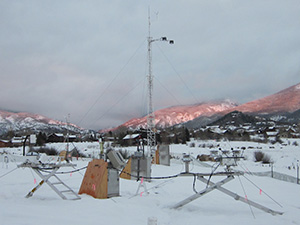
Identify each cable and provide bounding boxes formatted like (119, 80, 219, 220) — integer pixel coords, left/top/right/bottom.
(192, 174, 198, 193)
(95, 77, 145, 123)
(0, 167, 18, 180)
(242, 174, 283, 208)
(120, 169, 181, 180)
(206, 162, 220, 188)
(236, 161, 282, 208)
(5, 153, 19, 167)
(77, 38, 146, 127)
(238, 162, 254, 175)
(139, 75, 148, 118)
(154, 76, 183, 106)
(117, 162, 184, 180)
(237, 175, 255, 219)
(54, 166, 88, 174)
(129, 179, 174, 199)
(39, 165, 88, 174)
(155, 43, 200, 104)
(139, 47, 149, 117)
(147, 179, 172, 191)
(29, 167, 36, 182)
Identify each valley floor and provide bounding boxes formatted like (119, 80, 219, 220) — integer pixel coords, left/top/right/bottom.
(1, 139, 300, 225)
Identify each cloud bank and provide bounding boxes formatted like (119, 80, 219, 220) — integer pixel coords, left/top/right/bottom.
(0, 0, 300, 129)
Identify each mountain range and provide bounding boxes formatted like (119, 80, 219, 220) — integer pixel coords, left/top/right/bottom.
(230, 83, 300, 114)
(0, 110, 83, 136)
(116, 82, 300, 130)
(0, 82, 299, 136)
(120, 99, 237, 129)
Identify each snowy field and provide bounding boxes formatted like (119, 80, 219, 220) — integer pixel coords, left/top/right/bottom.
(1, 139, 300, 225)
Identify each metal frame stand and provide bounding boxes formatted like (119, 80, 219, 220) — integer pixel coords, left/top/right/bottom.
(172, 175, 234, 209)
(172, 172, 283, 215)
(18, 162, 81, 200)
(135, 177, 148, 196)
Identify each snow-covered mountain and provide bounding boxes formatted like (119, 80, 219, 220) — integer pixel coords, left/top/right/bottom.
(232, 83, 300, 114)
(114, 82, 300, 130)
(117, 100, 238, 130)
(0, 110, 83, 136)
(1, 83, 299, 135)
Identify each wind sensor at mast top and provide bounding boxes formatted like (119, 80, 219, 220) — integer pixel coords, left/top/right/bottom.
(146, 10, 174, 157)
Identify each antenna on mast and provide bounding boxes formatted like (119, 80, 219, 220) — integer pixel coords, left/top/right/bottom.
(65, 113, 70, 162)
(146, 8, 174, 157)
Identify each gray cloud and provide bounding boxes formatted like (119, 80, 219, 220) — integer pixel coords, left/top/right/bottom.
(1, 0, 300, 130)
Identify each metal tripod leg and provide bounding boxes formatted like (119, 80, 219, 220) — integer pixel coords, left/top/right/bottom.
(172, 176, 233, 209)
(197, 176, 283, 215)
(135, 177, 148, 196)
(27, 168, 81, 200)
(26, 167, 59, 198)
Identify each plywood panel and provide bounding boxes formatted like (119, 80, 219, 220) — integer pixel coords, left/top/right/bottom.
(78, 159, 108, 199)
(155, 149, 159, 164)
(59, 150, 67, 160)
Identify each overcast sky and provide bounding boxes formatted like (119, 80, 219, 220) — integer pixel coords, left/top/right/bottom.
(1, 0, 300, 130)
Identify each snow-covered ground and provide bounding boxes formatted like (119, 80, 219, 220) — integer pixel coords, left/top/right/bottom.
(1, 139, 300, 225)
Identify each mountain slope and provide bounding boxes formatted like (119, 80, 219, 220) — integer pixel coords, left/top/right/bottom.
(264, 108, 300, 124)
(119, 100, 237, 129)
(0, 110, 83, 136)
(184, 82, 300, 129)
(232, 83, 300, 114)
(208, 110, 264, 127)
(117, 82, 300, 131)
(2, 83, 299, 134)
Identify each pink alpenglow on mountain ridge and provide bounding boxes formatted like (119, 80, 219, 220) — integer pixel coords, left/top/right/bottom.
(120, 100, 237, 129)
(1, 83, 300, 132)
(231, 83, 300, 114)
(118, 82, 300, 130)
(0, 110, 82, 133)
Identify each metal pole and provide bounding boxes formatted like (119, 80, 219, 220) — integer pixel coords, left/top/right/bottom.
(146, 10, 156, 158)
(137, 157, 140, 181)
(146, 9, 174, 158)
(65, 114, 70, 162)
(297, 160, 299, 185)
(271, 163, 274, 178)
(23, 135, 30, 156)
(99, 137, 104, 159)
(185, 161, 190, 173)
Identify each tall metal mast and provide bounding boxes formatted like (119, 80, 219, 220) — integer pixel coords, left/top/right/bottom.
(146, 10, 174, 157)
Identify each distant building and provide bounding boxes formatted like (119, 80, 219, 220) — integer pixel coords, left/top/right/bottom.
(67, 135, 77, 142)
(47, 133, 65, 143)
(11, 137, 25, 147)
(123, 134, 141, 146)
(0, 139, 11, 148)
